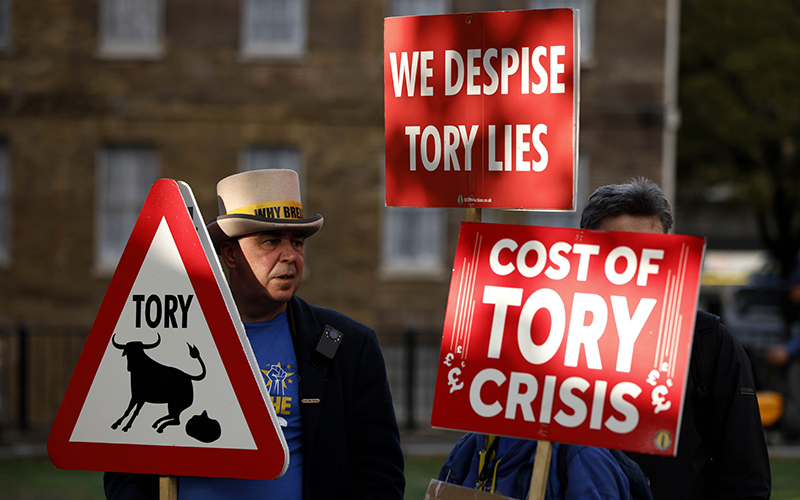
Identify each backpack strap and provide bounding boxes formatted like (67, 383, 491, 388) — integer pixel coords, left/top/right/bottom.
(476, 435, 501, 492)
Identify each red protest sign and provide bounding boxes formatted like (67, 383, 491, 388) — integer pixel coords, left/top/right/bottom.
(431, 223, 706, 456)
(384, 9, 578, 209)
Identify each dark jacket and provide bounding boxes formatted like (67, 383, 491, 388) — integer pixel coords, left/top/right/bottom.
(626, 311, 771, 500)
(104, 295, 405, 500)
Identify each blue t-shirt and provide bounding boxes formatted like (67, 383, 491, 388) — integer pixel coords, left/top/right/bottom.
(179, 311, 303, 499)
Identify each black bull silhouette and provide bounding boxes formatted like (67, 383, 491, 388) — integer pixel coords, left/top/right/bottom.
(111, 333, 207, 433)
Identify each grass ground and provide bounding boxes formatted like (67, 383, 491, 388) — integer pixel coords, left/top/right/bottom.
(0, 456, 798, 499)
(770, 458, 800, 500)
(0, 457, 105, 500)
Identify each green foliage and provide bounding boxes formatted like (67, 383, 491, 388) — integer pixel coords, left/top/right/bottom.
(678, 0, 800, 273)
(680, 1, 800, 185)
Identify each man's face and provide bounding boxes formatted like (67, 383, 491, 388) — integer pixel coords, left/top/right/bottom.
(224, 230, 306, 313)
(597, 214, 664, 234)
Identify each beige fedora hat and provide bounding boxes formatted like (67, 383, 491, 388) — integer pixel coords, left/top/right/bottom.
(206, 169, 323, 248)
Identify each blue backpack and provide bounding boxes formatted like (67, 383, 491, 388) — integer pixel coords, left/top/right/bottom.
(556, 443, 653, 500)
(438, 433, 653, 500)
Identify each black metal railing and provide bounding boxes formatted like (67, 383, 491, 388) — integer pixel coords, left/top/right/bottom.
(0, 322, 443, 442)
(382, 328, 442, 431)
(0, 323, 89, 442)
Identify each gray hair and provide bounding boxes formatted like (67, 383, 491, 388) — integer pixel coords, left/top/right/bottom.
(580, 178, 673, 233)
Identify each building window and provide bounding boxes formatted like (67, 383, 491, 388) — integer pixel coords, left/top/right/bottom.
(525, 154, 590, 228)
(389, 0, 450, 16)
(529, 0, 594, 64)
(0, 143, 9, 265)
(241, 146, 301, 174)
(240, 146, 304, 194)
(98, 0, 164, 59)
(96, 147, 159, 271)
(0, 0, 12, 49)
(241, 0, 308, 59)
(381, 156, 446, 279)
(382, 207, 446, 278)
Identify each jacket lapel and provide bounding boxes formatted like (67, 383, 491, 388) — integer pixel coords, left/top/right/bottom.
(286, 297, 327, 461)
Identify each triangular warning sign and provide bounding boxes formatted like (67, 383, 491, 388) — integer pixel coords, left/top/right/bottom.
(48, 179, 288, 480)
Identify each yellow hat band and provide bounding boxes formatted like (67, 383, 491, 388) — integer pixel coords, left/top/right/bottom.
(226, 200, 305, 220)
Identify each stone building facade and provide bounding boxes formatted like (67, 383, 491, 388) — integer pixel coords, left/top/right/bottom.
(0, 0, 674, 429)
(0, 0, 672, 329)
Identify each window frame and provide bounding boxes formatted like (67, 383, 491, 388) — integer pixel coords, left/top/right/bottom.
(95, 146, 160, 273)
(0, 0, 12, 50)
(97, 0, 165, 59)
(380, 156, 448, 280)
(388, 0, 451, 17)
(381, 206, 447, 279)
(240, 0, 308, 60)
(239, 146, 305, 197)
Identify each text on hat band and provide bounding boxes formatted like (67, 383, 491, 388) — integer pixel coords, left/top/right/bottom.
(227, 200, 305, 220)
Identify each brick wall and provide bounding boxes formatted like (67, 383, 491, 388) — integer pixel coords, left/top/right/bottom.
(0, 0, 670, 338)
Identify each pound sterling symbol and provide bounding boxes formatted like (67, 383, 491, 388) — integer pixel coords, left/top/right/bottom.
(448, 367, 464, 393)
(651, 385, 672, 414)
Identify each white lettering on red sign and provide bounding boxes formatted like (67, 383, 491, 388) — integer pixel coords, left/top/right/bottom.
(488, 238, 663, 286)
(483, 286, 656, 374)
(469, 370, 641, 433)
(390, 47, 567, 98)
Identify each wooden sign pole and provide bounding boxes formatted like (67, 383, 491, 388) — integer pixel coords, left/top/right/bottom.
(529, 440, 553, 500)
(160, 476, 178, 500)
(464, 207, 554, 499)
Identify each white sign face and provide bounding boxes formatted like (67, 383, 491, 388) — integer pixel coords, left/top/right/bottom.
(71, 218, 256, 449)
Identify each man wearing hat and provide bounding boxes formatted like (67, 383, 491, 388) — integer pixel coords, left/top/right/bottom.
(104, 169, 404, 499)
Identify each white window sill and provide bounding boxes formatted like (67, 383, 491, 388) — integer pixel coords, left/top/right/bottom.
(239, 44, 306, 62)
(379, 265, 449, 282)
(97, 44, 165, 60)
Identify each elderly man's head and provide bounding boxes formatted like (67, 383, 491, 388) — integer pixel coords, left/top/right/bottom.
(207, 169, 323, 321)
